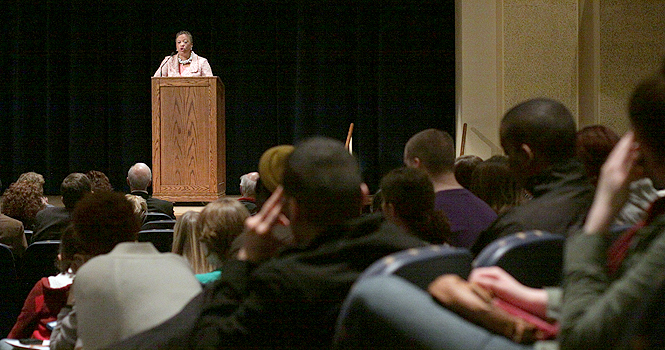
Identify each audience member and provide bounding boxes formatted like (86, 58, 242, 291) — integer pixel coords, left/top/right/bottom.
(576, 125, 660, 227)
(471, 99, 595, 255)
(85, 170, 113, 192)
(231, 145, 296, 254)
(238, 172, 259, 215)
(379, 167, 451, 244)
(172, 210, 211, 274)
(124, 194, 148, 222)
(470, 155, 527, 215)
(560, 74, 665, 349)
(404, 129, 497, 248)
(49, 192, 140, 350)
(194, 199, 250, 284)
(31, 173, 91, 243)
(5, 227, 78, 341)
(127, 163, 175, 219)
(16, 172, 49, 206)
(107, 137, 428, 349)
(454, 154, 483, 189)
(1, 180, 47, 230)
(0, 212, 26, 257)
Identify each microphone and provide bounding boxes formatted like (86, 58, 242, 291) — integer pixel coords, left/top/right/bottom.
(158, 51, 176, 77)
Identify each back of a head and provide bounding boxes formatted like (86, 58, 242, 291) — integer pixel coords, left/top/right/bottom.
(61, 173, 92, 210)
(17, 172, 45, 187)
(282, 137, 362, 226)
(380, 167, 449, 244)
(1, 180, 46, 224)
(125, 194, 148, 222)
(127, 163, 152, 191)
(72, 191, 140, 257)
(500, 98, 577, 163)
(239, 172, 259, 198)
(86, 170, 113, 192)
(575, 125, 620, 185)
(630, 76, 665, 162)
(404, 129, 456, 175)
(470, 156, 523, 214)
(454, 155, 483, 189)
(197, 198, 249, 261)
(172, 210, 212, 274)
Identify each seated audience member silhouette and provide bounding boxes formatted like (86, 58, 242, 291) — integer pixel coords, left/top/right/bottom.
(471, 99, 595, 255)
(454, 154, 483, 190)
(125, 194, 148, 222)
(31, 173, 92, 243)
(107, 137, 428, 350)
(127, 163, 175, 219)
(238, 172, 260, 215)
(4, 227, 78, 343)
(0, 210, 25, 257)
(85, 170, 113, 192)
(68, 192, 202, 350)
(193, 199, 250, 284)
(379, 167, 451, 244)
(2, 179, 47, 231)
(576, 125, 660, 227)
(470, 155, 528, 215)
(172, 211, 211, 275)
(404, 129, 497, 248)
(559, 75, 665, 349)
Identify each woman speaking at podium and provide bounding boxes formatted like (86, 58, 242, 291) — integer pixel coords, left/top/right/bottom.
(154, 31, 213, 77)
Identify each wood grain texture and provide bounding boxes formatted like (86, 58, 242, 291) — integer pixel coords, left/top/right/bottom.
(151, 77, 225, 202)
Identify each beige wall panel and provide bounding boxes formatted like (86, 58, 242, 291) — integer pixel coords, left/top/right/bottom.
(503, 0, 579, 118)
(599, 0, 665, 134)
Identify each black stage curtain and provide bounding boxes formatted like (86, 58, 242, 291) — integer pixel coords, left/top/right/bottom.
(1, 0, 454, 196)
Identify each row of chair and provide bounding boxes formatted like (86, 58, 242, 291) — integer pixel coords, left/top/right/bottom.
(334, 230, 565, 349)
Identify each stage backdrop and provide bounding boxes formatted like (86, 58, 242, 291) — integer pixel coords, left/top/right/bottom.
(1, 0, 454, 196)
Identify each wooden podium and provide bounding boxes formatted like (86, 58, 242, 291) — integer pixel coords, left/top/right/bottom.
(151, 76, 225, 202)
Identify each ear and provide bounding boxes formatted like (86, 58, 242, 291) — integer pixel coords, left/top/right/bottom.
(383, 202, 396, 220)
(520, 144, 535, 162)
(360, 183, 371, 207)
(405, 157, 422, 168)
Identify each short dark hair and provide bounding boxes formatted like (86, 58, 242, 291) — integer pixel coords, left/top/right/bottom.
(176, 30, 193, 44)
(72, 191, 140, 256)
(454, 155, 483, 189)
(61, 173, 92, 210)
(575, 125, 620, 185)
(380, 167, 450, 244)
(630, 76, 665, 161)
(500, 98, 577, 162)
(404, 129, 456, 175)
(282, 137, 362, 226)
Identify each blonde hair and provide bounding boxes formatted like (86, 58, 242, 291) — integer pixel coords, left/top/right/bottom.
(198, 198, 250, 261)
(125, 194, 147, 221)
(172, 211, 213, 274)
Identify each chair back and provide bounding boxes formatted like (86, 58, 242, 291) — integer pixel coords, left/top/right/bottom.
(143, 212, 174, 224)
(23, 229, 34, 242)
(19, 240, 61, 300)
(0, 243, 19, 338)
(138, 229, 174, 253)
(473, 230, 564, 288)
(357, 245, 473, 289)
(141, 219, 176, 231)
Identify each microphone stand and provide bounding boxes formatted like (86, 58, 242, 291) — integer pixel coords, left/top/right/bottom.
(157, 51, 176, 77)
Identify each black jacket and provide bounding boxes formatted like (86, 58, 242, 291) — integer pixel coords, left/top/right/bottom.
(471, 159, 595, 255)
(107, 213, 427, 349)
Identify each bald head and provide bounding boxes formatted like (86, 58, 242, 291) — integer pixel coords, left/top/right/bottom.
(127, 163, 152, 191)
(500, 98, 577, 165)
